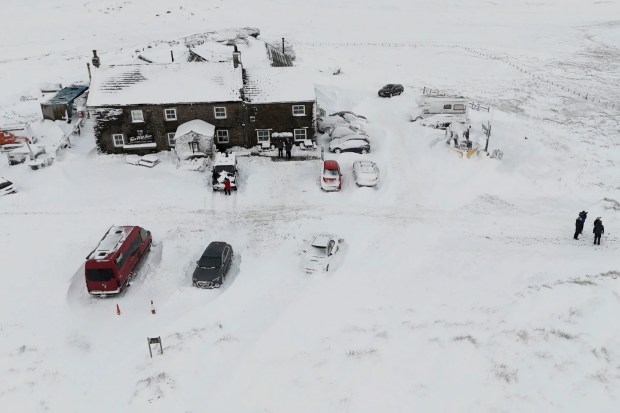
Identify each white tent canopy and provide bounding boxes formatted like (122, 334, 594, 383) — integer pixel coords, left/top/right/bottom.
(173, 120, 215, 160)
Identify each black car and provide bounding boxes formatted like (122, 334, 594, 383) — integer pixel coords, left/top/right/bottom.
(378, 84, 404, 98)
(192, 242, 233, 288)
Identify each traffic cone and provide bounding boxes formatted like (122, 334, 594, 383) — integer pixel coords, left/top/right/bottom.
(150, 300, 156, 315)
(116, 304, 121, 315)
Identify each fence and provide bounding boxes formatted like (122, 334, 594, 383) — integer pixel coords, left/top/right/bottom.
(294, 41, 617, 111)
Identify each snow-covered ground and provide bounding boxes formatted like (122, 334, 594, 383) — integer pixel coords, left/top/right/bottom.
(1, 1, 620, 412)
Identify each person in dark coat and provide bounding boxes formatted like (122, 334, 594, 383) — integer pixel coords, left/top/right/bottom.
(574, 211, 587, 240)
(277, 140, 284, 158)
(223, 177, 232, 196)
(285, 140, 292, 160)
(593, 217, 604, 245)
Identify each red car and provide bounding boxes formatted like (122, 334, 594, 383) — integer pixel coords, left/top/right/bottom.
(84, 226, 152, 296)
(320, 160, 342, 191)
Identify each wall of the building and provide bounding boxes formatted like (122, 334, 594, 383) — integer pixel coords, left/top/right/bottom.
(40, 103, 67, 121)
(245, 101, 316, 147)
(92, 102, 245, 154)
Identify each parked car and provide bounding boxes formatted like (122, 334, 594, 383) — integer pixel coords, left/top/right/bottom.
(320, 160, 342, 191)
(0, 177, 16, 196)
(212, 152, 238, 191)
(84, 226, 153, 296)
(419, 114, 469, 130)
(302, 234, 344, 274)
(378, 84, 404, 98)
(138, 154, 161, 168)
(317, 115, 348, 134)
(330, 125, 358, 140)
(352, 160, 379, 187)
(192, 242, 233, 288)
(329, 136, 370, 154)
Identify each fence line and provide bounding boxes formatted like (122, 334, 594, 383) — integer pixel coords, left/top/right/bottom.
(294, 41, 616, 111)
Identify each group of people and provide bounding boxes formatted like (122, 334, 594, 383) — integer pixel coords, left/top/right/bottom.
(574, 211, 605, 245)
(277, 140, 293, 160)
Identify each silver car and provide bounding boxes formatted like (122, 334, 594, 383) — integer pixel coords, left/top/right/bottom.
(352, 160, 379, 187)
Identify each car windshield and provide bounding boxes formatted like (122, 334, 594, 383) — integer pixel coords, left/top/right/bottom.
(198, 256, 221, 269)
(384, 84, 394, 89)
(86, 268, 114, 282)
(324, 169, 339, 177)
(214, 165, 235, 175)
(310, 245, 328, 257)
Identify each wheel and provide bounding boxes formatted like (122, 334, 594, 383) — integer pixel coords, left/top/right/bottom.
(361, 149, 368, 154)
(430, 124, 436, 129)
(415, 116, 423, 122)
(334, 148, 342, 154)
(389, 93, 393, 98)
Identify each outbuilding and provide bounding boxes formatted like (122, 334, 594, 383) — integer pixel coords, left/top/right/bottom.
(40, 85, 89, 121)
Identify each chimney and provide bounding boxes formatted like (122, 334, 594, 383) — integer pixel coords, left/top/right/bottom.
(232, 45, 241, 69)
(87, 62, 91, 81)
(92, 50, 100, 68)
(170, 50, 174, 62)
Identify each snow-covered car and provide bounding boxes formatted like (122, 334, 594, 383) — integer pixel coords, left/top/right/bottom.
(302, 234, 344, 274)
(352, 160, 379, 187)
(317, 115, 348, 134)
(0, 177, 16, 196)
(212, 152, 238, 191)
(420, 114, 469, 130)
(329, 125, 358, 140)
(329, 136, 370, 154)
(138, 154, 161, 168)
(320, 160, 342, 191)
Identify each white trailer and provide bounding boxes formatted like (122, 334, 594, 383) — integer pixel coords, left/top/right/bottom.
(411, 91, 468, 121)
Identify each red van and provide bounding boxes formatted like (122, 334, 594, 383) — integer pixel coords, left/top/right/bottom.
(85, 226, 152, 296)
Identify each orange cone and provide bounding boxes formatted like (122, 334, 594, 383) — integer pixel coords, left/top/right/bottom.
(116, 304, 121, 315)
(150, 300, 156, 315)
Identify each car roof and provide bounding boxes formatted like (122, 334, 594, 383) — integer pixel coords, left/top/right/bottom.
(203, 241, 228, 256)
(312, 234, 336, 247)
(354, 160, 376, 171)
(323, 160, 340, 170)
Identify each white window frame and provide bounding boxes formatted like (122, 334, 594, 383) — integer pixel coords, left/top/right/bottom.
(292, 105, 306, 116)
(256, 130, 270, 143)
(216, 129, 229, 144)
(131, 110, 144, 123)
(167, 132, 176, 146)
(293, 129, 307, 142)
(112, 133, 124, 147)
(214, 107, 227, 119)
(164, 108, 177, 121)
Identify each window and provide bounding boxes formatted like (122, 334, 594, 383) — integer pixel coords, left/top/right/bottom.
(292, 105, 305, 116)
(294, 129, 307, 142)
(453, 104, 466, 111)
(216, 129, 229, 144)
(164, 108, 177, 121)
(256, 130, 270, 143)
(249, 116, 256, 122)
(443, 104, 452, 110)
(167, 132, 176, 146)
(214, 107, 227, 119)
(112, 134, 124, 147)
(131, 110, 144, 123)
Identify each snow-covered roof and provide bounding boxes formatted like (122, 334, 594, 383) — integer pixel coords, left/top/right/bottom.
(312, 234, 335, 248)
(174, 120, 215, 138)
(88, 226, 132, 260)
(243, 67, 315, 103)
(87, 63, 243, 107)
(190, 42, 234, 62)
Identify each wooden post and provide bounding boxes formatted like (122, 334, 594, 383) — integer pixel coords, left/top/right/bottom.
(281, 38, 285, 54)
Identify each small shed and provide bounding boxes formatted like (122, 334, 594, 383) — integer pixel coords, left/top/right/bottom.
(173, 120, 215, 160)
(40, 85, 89, 121)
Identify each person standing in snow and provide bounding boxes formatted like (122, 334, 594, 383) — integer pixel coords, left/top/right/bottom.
(277, 140, 284, 158)
(574, 211, 587, 240)
(223, 177, 232, 196)
(285, 140, 292, 160)
(593, 217, 604, 245)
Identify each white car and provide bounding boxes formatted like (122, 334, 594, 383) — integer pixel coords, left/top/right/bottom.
(0, 177, 16, 196)
(330, 125, 357, 140)
(352, 160, 379, 187)
(419, 114, 469, 130)
(126, 154, 161, 168)
(317, 115, 348, 134)
(302, 234, 344, 274)
(138, 154, 161, 168)
(329, 135, 371, 154)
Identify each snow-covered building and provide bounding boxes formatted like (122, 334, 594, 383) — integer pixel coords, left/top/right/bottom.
(87, 47, 316, 154)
